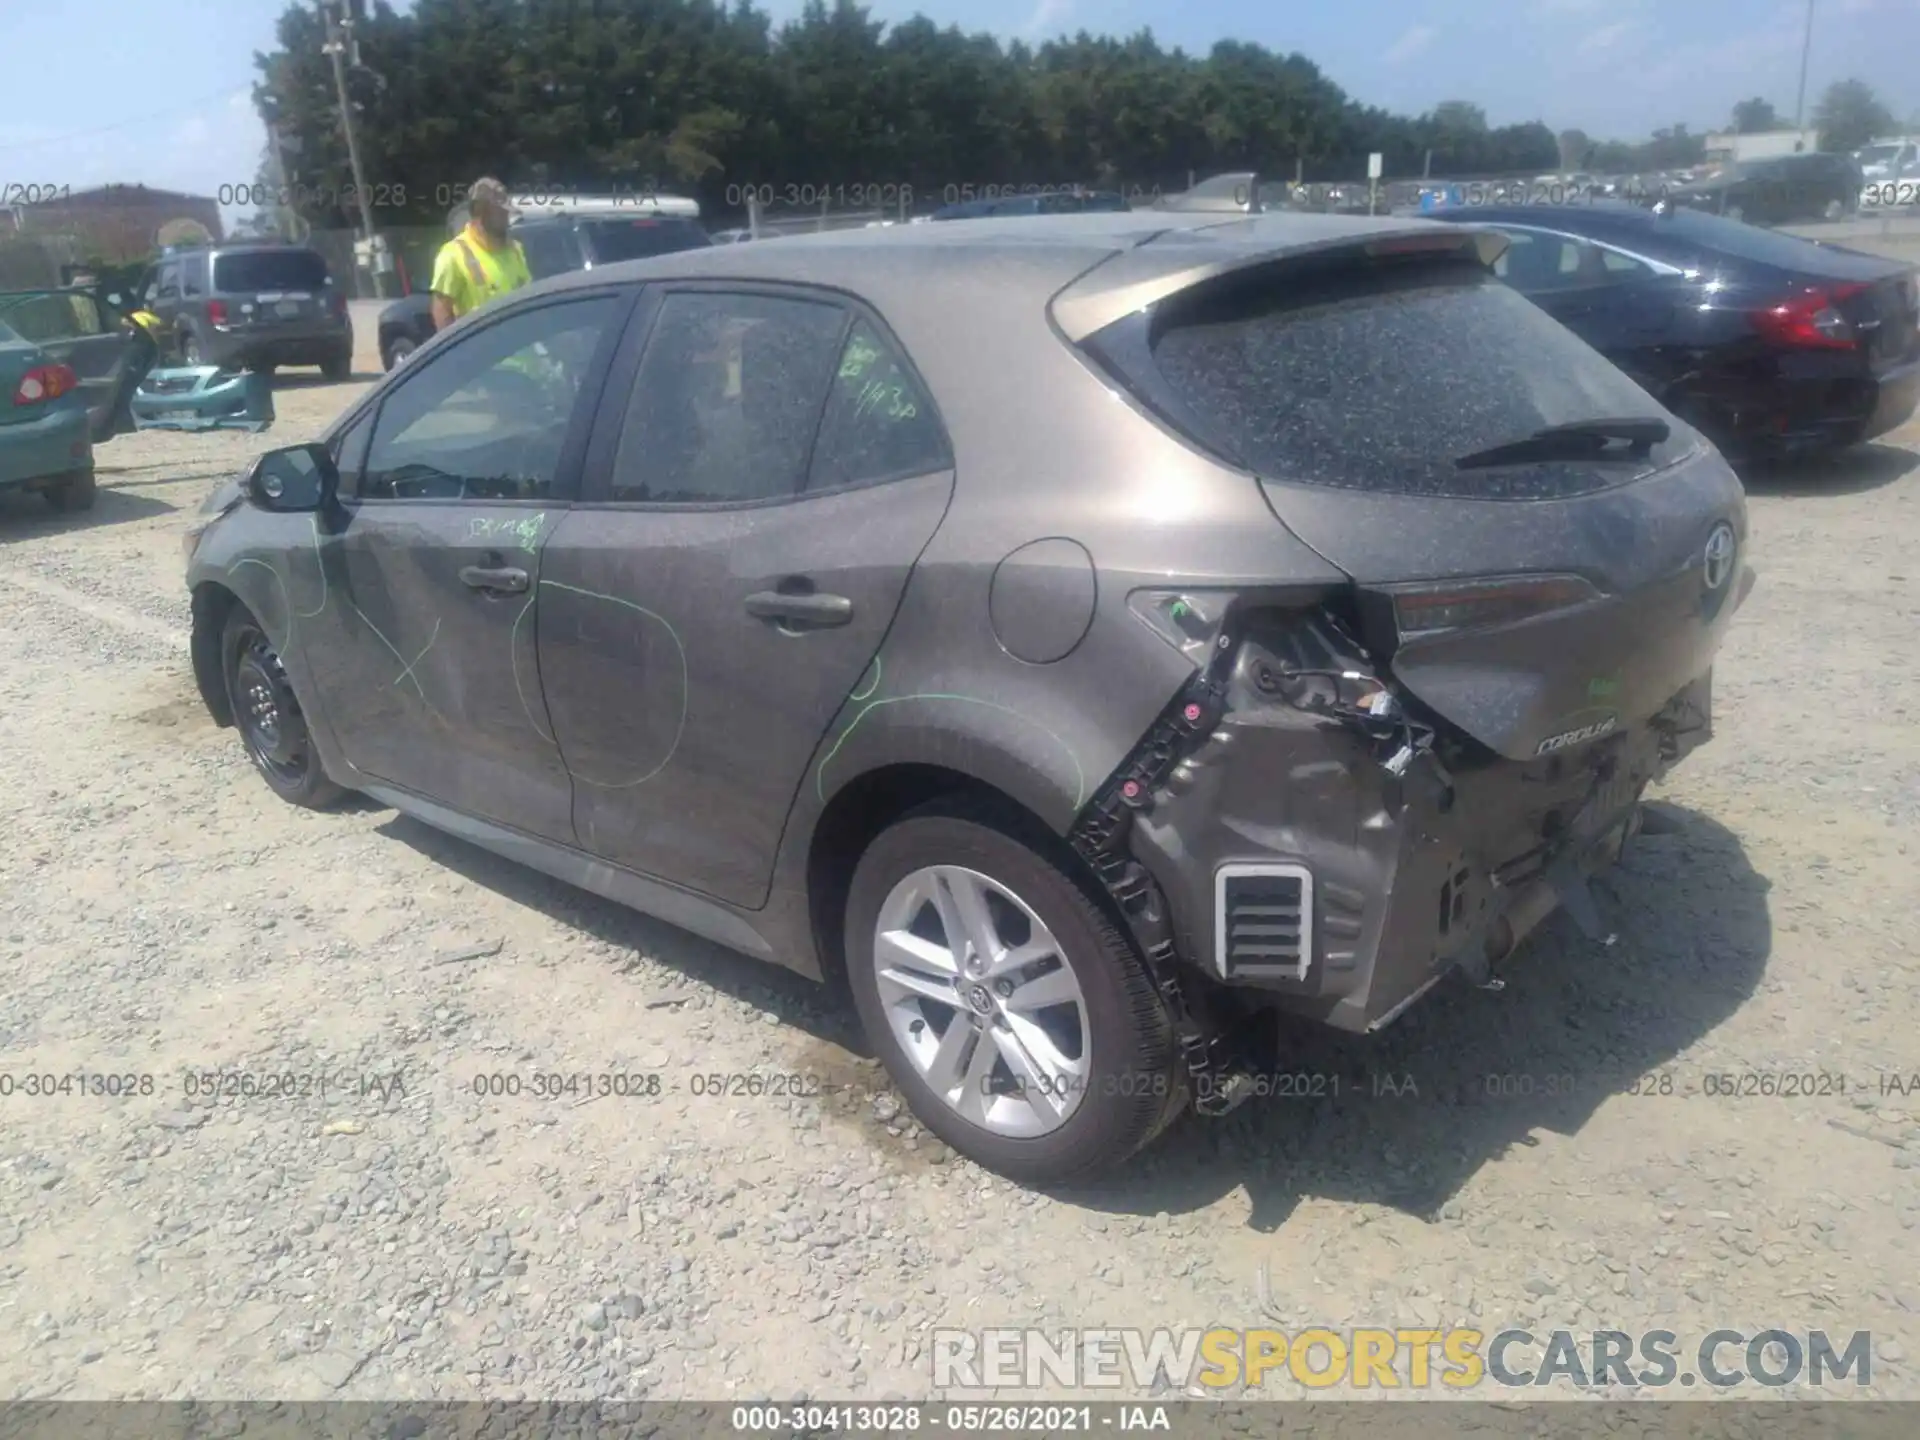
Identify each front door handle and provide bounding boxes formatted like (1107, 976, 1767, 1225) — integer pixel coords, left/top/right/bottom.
(744, 590, 853, 627)
(460, 564, 529, 594)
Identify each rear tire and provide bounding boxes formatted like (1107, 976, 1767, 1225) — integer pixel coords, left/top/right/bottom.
(321, 351, 351, 381)
(221, 604, 345, 810)
(844, 801, 1183, 1185)
(44, 468, 96, 512)
(383, 335, 417, 371)
(180, 330, 203, 367)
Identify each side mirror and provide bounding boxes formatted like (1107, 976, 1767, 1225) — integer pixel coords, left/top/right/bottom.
(245, 443, 337, 513)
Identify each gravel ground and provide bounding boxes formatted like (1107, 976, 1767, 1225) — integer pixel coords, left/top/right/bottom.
(1, 365, 1917, 1405)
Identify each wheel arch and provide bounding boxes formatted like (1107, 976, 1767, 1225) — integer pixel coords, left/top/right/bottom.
(803, 761, 1078, 991)
(190, 580, 239, 727)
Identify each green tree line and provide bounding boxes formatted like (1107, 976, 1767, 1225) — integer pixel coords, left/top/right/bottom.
(256, 0, 1583, 228)
(256, 0, 1905, 233)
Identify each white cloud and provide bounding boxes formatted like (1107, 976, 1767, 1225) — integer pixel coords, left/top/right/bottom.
(1385, 24, 1439, 64)
(1022, 0, 1072, 38)
(1538, 0, 1651, 23)
(1579, 20, 1640, 52)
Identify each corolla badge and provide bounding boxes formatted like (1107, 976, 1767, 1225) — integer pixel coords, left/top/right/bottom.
(1702, 522, 1736, 591)
(1536, 713, 1618, 755)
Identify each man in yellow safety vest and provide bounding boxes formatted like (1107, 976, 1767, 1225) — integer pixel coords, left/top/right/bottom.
(429, 176, 531, 331)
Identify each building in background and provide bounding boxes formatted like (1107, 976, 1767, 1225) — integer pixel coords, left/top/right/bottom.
(1, 185, 223, 279)
(1704, 129, 1822, 164)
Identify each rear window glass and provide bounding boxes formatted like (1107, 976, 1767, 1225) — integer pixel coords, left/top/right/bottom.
(1136, 256, 1689, 499)
(1649, 207, 1891, 275)
(577, 218, 712, 263)
(213, 249, 331, 293)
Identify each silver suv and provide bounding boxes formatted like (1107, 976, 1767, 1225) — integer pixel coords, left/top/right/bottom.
(143, 243, 352, 378)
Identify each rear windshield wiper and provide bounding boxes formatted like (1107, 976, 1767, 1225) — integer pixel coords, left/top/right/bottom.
(1454, 417, 1671, 470)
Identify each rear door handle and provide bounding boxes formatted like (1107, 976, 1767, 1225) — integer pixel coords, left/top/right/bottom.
(744, 590, 853, 627)
(460, 565, 529, 594)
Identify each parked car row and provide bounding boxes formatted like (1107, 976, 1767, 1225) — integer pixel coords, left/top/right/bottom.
(181, 206, 1778, 1183)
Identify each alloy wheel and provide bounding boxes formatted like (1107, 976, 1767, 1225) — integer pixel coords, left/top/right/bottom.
(870, 864, 1091, 1139)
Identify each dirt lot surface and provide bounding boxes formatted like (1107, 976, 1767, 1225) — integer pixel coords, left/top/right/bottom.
(1, 365, 1917, 1405)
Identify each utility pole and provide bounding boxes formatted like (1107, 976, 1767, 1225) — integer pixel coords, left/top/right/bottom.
(265, 125, 304, 243)
(319, 0, 387, 297)
(1794, 0, 1815, 133)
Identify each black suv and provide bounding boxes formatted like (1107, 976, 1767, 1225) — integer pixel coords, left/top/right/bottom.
(142, 243, 352, 378)
(1669, 152, 1862, 224)
(377, 211, 712, 369)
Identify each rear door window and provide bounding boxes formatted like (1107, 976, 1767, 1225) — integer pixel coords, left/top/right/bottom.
(576, 218, 712, 263)
(1116, 253, 1691, 500)
(608, 290, 846, 504)
(212, 249, 330, 294)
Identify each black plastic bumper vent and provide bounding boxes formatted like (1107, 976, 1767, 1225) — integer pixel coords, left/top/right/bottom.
(1214, 864, 1312, 980)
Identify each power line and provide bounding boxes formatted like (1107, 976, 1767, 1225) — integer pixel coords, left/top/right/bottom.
(0, 87, 249, 156)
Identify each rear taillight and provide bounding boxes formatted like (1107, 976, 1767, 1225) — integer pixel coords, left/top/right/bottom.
(207, 299, 229, 326)
(1750, 283, 1867, 350)
(12, 363, 78, 407)
(1386, 574, 1602, 641)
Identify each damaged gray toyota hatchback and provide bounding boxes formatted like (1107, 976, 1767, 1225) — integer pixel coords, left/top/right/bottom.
(184, 212, 1753, 1183)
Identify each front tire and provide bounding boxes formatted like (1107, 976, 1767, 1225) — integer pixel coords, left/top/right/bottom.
(43, 468, 96, 512)
(845, 802, 1182, 1185)
(221, 604, 344, 809)
(180, 330, 203, 367)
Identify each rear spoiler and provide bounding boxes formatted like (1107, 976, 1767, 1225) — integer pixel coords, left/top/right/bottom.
(1153, 171, 1264, 213)
(1049, 223, 1510, 342)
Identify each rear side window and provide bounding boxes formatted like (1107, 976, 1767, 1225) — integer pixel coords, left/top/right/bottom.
(0, 291, 103, 341)
(213, 249, 330, 294)
(517, 224, 576, 280)
(609, 291, 847, 504)
(808, 320, 949, 490)
(1119, 255, 1688, 500)
(1650, 207, 1892, 275)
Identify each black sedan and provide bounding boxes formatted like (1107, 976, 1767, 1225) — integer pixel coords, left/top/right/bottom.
(1666, 152, 1861, 225)
(1433, 202, 1920, 461)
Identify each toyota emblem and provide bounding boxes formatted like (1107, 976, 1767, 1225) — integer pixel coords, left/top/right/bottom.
(1702, 522, 1735, 592)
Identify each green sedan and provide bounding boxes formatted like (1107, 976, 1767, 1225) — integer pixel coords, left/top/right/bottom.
(0, 315, 96, 511)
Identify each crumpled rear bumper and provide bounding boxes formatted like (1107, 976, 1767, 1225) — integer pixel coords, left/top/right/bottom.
(1125, 625, 1715, 1034)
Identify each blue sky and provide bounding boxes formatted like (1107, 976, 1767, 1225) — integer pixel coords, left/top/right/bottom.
(3, 0, 1916, 222)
